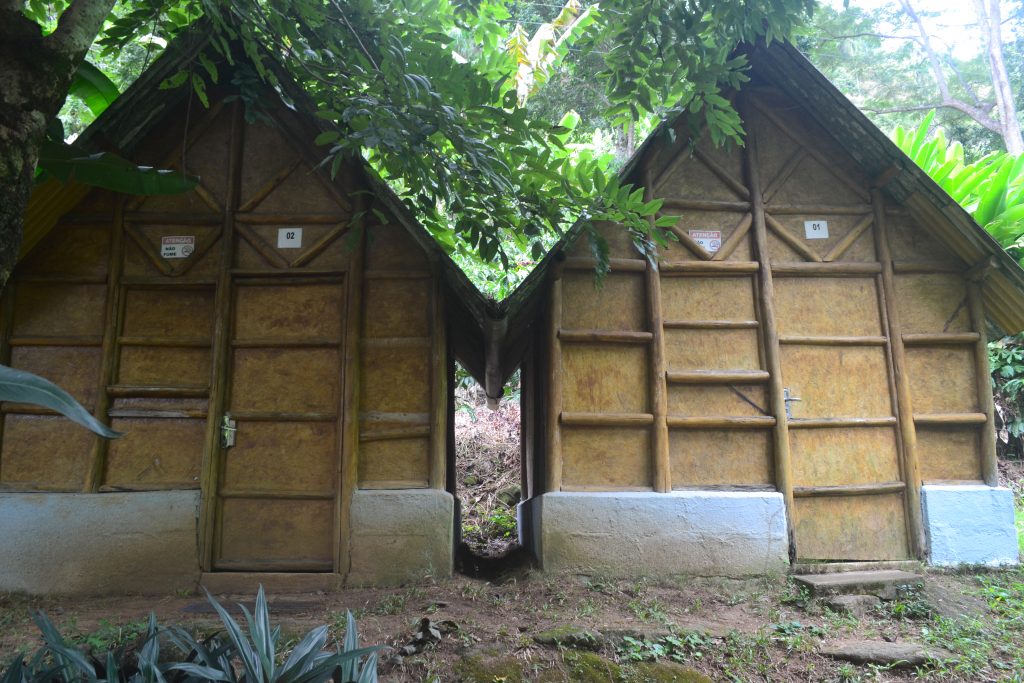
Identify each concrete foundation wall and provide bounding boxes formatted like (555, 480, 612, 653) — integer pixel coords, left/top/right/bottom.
(347, 489, 454, 585)
(922, 485, 1019, 567)
(0, 491, 201, 595)
(523, 491, 789, 576)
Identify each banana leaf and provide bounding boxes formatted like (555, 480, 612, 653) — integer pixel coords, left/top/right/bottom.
(69, 61, 120, 117)
(0, 364, 121, 438)
(38, 140, 198, 195)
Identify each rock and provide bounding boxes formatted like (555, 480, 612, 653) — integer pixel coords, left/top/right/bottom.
(630, 661, 714, 682)
(497, 485, 521, 506)
(562, 652, 711, 683)
(822, 594, 880, 617)
(793, 570, 922, 599)
(453, 654, 525, 682)
(533, 624, 603, 650)
(819, 639, 958, 668)
(601, 627, 674, 646)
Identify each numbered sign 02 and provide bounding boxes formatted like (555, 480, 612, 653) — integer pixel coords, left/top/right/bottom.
(804, 220, 829, 240)
(277, 227, 303, 249)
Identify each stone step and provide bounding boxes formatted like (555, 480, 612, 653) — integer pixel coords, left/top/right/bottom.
(820, 639, 957, 668)
(793, 570, 922, 598)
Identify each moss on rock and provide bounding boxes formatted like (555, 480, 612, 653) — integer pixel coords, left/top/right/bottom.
(452, 654, 525, 682)
(562, 652, 711, 683)
(534, 624, 603, 650)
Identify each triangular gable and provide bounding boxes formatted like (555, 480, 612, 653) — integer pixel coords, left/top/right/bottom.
(497, 38, 1024, 381)
(21, 27, 493, 384)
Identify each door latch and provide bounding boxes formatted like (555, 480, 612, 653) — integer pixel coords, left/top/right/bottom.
(221, 414, 237, 448)
(783, 387, 802, 420)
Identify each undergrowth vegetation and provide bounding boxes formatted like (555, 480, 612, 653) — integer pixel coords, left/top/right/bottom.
(454, 371, 522, 557)
(0, 588, 377, 683)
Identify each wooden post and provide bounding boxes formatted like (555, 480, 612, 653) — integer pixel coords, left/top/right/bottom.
(870, 188, 926, 559)
(84, 197, 127, 492)
(967, 278, 998, 486)
(521, 336, 535, 500)
(644, 169, 671, 492)
(429, 272, 446, 489)
(338, 218, 365, 575)
(741, 100, 796, 557)
(545, 270, 563, 493)
(197, 102, 244, 571)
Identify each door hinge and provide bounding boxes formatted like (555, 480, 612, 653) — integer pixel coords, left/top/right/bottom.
(221, 414, 237, 449)
(783, 387, 802, 420)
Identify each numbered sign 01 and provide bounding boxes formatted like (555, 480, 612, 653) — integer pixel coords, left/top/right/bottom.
(804, 220, 829, 239)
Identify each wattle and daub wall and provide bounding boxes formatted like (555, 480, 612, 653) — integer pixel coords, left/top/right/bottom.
(521, 84, 1018, 573)
(0, 90, 453, 593)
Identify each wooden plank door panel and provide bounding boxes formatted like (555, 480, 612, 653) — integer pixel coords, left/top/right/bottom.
(774, 274, 911, 561)
(213, 278, 345, 571)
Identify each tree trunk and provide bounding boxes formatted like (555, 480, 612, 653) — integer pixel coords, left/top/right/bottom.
(974, 0, 1024, 154)
(0, 0, 115, 290)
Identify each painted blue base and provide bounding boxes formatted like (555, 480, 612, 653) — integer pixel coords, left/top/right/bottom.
(922, 485, 1019, 567)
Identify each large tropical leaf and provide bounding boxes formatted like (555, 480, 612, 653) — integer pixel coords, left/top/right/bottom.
(0, 365, 121, 439)
(69, 61, 120, 117)
(38, 141, 198, 195)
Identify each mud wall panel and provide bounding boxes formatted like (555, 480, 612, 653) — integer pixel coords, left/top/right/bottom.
(661, 277, 756, 322)
(895, 274, 970, 334)
(119, 346, 212, 388)
(790, 427, 901, 487)
(561, 344, 648, 414)
(230, 348, 340, 414)
(561, 272, 645, 331)
(104, 418, 205, 488)
(667, 385, 768, 417)
(221, 421, 338, 492)
(1, 416, 95, 489)
(665, 328, 760, 370)
(906, 347, 978, 414)
(794, 493, 909, 561)
(561, 427, 650, 488)
(12, 284, 106, 338)
(918, 427, 983, 482)
(780, 346, 892, 418)
(358, 438, 430, 485)
(669, 430, 772, 486)
(774, 277, 881, 337)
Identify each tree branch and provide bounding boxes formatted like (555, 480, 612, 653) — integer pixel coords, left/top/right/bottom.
(45, 0, 117, 61)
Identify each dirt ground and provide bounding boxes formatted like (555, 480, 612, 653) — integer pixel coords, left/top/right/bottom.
(2, 567, 1022, 682)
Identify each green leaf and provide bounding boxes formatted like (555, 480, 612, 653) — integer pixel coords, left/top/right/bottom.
(38, 141, 199, 195)
(314, 131, 340, 146)
(159, 70, 188, 90)
(191, 73, 210, 108)
(69, 61, 120, 117)
(0, 365, 121, 439)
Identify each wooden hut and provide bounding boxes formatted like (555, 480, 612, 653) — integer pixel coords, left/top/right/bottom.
(0, 34, 492, 594)
(506, 41, 1023, 574)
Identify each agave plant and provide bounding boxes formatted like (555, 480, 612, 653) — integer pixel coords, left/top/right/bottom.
(172, 587, 378, 683)
(3, 611, 168, 683)
(0, 587, 378, 683)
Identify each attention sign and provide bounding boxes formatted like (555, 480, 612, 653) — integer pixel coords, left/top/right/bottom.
(160, 235, 195, 259)
(689, 230, 722, 253)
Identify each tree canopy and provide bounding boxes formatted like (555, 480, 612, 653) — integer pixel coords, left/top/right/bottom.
(0, 0, 815, 294)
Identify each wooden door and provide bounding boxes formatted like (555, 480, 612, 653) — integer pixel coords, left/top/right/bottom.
(774, 273, 910, 560)
(212, 276, 346, 571)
